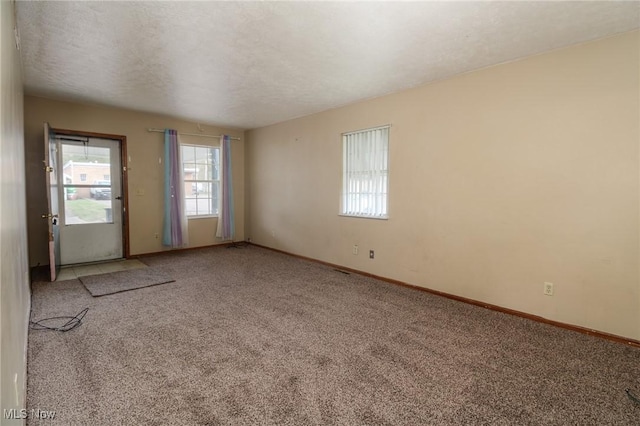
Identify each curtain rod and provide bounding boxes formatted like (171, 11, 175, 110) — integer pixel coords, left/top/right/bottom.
(147, 128, 241, 141)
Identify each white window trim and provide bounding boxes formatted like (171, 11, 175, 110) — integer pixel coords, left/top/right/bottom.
(339, 213, 389, 220)
(187, 214, 218, 220)
(181, 143, 220, 218)
(340, 125, 390, 219)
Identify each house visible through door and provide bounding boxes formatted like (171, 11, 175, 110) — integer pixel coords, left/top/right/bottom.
(58, 136, 124, 265)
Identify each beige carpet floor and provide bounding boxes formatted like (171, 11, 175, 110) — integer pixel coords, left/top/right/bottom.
(27, 245, 640, 425)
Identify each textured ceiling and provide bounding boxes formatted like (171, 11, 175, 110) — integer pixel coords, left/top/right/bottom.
(16, 1, 640, 130)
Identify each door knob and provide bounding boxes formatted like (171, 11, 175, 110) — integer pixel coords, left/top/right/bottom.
(41, 213, 59, 219)
(115, 196, 122, 200)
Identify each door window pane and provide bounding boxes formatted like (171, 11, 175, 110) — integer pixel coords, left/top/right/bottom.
(61, 143, 114, 224)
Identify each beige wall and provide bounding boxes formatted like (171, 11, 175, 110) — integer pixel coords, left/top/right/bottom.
(24, 97, 245, 266)
(246, 32, 640, 340)
(1, 0, 30, 423)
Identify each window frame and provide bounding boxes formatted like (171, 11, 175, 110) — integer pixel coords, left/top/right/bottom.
(340, 125, 390, 220)
(181, 143, 221, 219)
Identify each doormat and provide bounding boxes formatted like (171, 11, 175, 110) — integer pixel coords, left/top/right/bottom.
(79, 268, 175, 297)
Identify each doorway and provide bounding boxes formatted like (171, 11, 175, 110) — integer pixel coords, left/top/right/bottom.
(53, 130, 128, 265)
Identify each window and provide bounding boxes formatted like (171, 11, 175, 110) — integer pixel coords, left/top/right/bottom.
(104, 175, 110, 181)
(181, 144, 220, 217)
(341, 126, 389, 218)
(61, 143, 114, 224)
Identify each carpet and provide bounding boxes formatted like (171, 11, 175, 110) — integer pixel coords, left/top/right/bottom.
(28, 246, 640, 425)
(78, 267, 175, 296)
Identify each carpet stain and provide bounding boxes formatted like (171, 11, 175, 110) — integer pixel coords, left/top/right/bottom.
(368, 342, 418, 376)
(222, 393, 245, 418)
(359, 408, 393, 426)
(184, 392, 221, 426)
(314, 354, 332, 369)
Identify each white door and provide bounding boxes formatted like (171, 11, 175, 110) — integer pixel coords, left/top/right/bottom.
(59, 137, 123, 265)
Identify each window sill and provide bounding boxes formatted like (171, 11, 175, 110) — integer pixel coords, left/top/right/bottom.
(187, 215, 219, 220)
(339, 214, 389, 220)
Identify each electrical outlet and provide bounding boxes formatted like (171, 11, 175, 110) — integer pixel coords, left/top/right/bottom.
(544, 282, 554, 296)
(352, 245, 358, 255)
(369, 250, 375, 259)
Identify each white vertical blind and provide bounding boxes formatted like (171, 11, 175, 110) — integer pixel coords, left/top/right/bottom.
(342, 126, 389, 218)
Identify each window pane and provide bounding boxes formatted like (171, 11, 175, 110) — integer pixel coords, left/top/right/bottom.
(199, 182, 211, 196)
(342, 127, 389, 218)
(181, 144, 220, 217)
(64, 196, 114, 224)
(212, 149, 220, 179)
(185, 182, 198, 196)
(212, 182, 219, 214)
(185, 197, 198, 216)
(61, 142, 114, 224)
(181, 145, 195, 162)
(183, 162, 197, 180)
(195, 147, 209, 164)
(62, 144, 110, 185)
(197, 198, 212, 215)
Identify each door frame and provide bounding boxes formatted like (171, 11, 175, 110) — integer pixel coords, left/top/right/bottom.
(52, 128, 130, 259)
